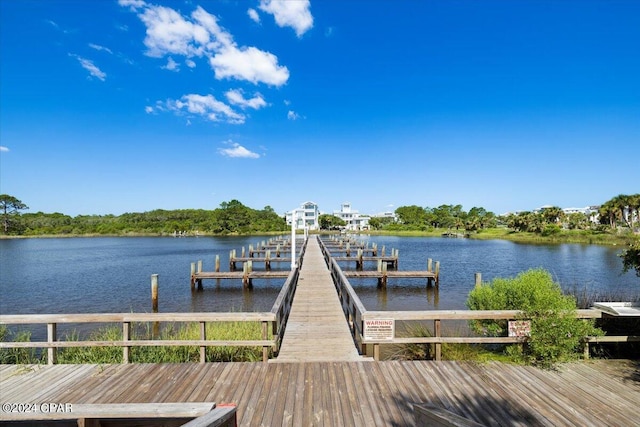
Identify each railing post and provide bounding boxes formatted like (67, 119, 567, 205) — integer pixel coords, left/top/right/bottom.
(47, 323, 57, 365)
(190, 262, 196, 291)
(200, 321, 207, 363)
(583, 333, 591, 360)
(475, 272, 482, 288)
(373, 343, 380, 361)
(151, 274, 159, 313)
(262, 321, 269, 362)
(434, 319, 441, 361)
(123, 321, 130, 363)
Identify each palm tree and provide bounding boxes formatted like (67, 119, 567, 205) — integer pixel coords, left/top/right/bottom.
(610, 194, 633, 228)
(599, 200, 617, 229)
(541, 206, 564, 225)
(627, 194, 640, 230)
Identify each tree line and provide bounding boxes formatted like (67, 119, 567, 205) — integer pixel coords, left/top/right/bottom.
(2, 194, 638, 236)
(366, 194, 640, 237)
(1, 193, 638, 276)
(0, 196, 287, 236)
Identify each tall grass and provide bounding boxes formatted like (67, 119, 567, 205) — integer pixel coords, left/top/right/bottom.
(388, 322, 509, 363)
(1, 322, 272, 364)
(564, 287, 640, 309)
(0, 325, 41, 364)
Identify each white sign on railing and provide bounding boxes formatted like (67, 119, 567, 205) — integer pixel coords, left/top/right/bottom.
(364, 319, 395, 341)
(508, 320, 531, 337)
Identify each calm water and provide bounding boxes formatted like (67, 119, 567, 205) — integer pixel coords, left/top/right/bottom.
(1, 236, 638, 317)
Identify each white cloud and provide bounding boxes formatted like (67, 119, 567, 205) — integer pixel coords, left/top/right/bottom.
(164, 93, 245, 124)
(225, 89, 267, 109)
(259, 0, 313, 37)
(121, 2, 289, 86)
(210, 45, 288, 86)
(218, 141, 260, 159)
(118, 0, 146, 11)
(248, 8, 260, 23)
(162, 57, 179, 71)
(0, 146, 9, 152)
(69, 54, 106, 81)
(144, 106, 154, 114)
(287, 110, 300, 120)
(185, 59, 196, 68)
(88, 43, 113, 54)
(137, 5, 209, 58)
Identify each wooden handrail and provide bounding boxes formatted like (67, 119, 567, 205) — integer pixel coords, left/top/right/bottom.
(0, 239, 311, 365)
(0, 313, 278, 364)
(0, 312, 276, 324)
(318, 236, 611, 361)
(363, 309, 602, 321)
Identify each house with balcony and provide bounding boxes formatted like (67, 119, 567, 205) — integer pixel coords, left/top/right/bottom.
(286, 201, 320, 230)
(333, 202, 370, 231)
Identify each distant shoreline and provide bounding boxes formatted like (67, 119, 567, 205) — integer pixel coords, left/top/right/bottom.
(2, 228, 637, 247)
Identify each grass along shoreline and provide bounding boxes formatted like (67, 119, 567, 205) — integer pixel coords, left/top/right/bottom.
(363, 227, 638, 246)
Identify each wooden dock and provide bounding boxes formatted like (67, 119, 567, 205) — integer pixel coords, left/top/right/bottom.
(2, 360, 638, 426)
(344, 270, 438, 287)
(274, 238, 366, 362)
(333, 256, 399, 269)
(2, 236, 640, 425)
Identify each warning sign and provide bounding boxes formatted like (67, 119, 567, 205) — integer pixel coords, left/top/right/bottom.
(508, 320, 531, 337)
(364, 319, 395, 341)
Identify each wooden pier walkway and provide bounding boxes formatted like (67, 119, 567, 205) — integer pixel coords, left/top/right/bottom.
(2, 360, 638, 426)
(274, 238, 366, 362)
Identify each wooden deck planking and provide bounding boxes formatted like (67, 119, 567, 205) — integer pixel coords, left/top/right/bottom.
(274, 238, 365, 362)
(2, 360, 639, 426)
(488, 363, 589, 426)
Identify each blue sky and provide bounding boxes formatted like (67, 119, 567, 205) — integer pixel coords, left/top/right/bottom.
(1, 0, 638, 217)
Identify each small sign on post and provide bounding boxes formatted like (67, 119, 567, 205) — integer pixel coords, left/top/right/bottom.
(364, 319, 395, 341)
(508, 320, 531, 337)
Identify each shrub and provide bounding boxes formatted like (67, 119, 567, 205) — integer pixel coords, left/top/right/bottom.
(467, 268, 603, 368)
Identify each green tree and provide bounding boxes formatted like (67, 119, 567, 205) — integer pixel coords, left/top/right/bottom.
(0, 194, 28, 235)
(467, 268, 602, 367)
(368, 216, 395, 230)
(319, 214, 346, 230)
(395, 205, 428, 228)
(600, 194, 640, 230)
(620, 240, 640, 278)
(566, 212, 589, 230)
(465, 207, 496, 231)
(541, 206, 564, 225)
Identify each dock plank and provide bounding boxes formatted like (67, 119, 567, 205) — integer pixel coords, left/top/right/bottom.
(274, 238, 365, 362)
(2, 360, 639, 426)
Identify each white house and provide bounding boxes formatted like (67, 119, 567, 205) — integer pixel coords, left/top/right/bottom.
(286, 201, 320, 230)
(333, 202, 370, 231)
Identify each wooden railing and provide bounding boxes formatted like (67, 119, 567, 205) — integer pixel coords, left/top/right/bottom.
(271, 238, 307, 352)
(319, 237, 368, 348)
(0, 312, 276, 364)
(318, 236, 615, 361)
(1, 239, 308, 365)
(362, 309, 603, 361)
